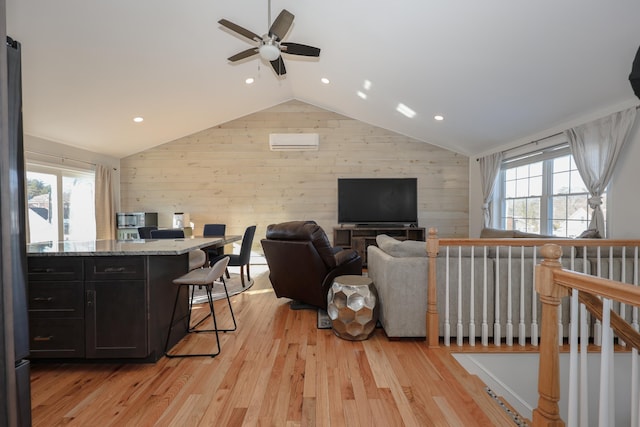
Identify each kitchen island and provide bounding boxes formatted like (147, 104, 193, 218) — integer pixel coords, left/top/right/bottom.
(27, 236, 240, 362)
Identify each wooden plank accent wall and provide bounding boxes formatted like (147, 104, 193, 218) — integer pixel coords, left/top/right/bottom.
(120, 100, 469, 250)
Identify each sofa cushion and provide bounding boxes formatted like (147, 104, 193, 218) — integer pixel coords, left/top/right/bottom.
(376, 234, 427, 258)
(576, 229, 601, 239)
(480, 227, 555, 239)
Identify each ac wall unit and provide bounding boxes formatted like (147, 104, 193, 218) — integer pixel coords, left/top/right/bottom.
(269, 133, 319, 151)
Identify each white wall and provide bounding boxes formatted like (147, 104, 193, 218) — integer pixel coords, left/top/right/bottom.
(23, 134, 121, 210)
(469, 102, 640, 238)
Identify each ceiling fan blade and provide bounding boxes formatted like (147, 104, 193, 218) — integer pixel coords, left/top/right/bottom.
(269, 9, 294, 41)
(218, 19, 261, 42)
(270, 57, 287, 76)
(228, 48, 259, 62)
(280, 42, 321, 57)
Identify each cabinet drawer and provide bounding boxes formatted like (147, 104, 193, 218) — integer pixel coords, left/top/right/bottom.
(29, 318, 84, 358)
(27, 257, 83, 281)
(85, 257, 145, 280)
(28, 282, 83, 318)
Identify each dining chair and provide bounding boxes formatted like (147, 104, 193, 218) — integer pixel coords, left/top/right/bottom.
(209, 225, 256, 288)
(151, 229, 206, 270)
(137, 226, 158, 239)
(150, 229, 185, 239)
(164, 256, 236, 358)
(203, 223, 226, 236)
(203, 223, 229, 276)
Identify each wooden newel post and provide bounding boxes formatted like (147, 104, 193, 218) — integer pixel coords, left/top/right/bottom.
(532, 244, 568, 427)
(426, 227, 439, 348)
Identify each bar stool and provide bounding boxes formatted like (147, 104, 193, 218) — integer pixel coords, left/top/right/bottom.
(164, 256, 237, 358)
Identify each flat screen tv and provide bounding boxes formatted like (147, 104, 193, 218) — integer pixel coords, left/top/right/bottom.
(337, 178, 418, 226)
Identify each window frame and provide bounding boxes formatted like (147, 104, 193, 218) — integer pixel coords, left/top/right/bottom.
(493, 143, 608, 237)
(26, 161, 96, 242)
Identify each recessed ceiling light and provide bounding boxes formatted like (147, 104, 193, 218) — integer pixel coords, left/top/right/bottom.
(396, 103, 416, 119)
(363, 80, 372, 90)
(245, 77, 254, 84)
(357, 91, 367, 99)
(434, 115, 444, 121)
(133, 117, 144, 123)
(321, 77, 330, 84)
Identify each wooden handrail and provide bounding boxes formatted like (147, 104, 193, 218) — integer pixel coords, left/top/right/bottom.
(533, 243, 640, 426)
(424, 232, 640, 425)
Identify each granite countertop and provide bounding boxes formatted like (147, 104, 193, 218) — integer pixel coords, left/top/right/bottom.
(27, 236, 240, 256)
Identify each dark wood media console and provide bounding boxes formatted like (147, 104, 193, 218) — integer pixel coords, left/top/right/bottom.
(333, 226, 426, 266)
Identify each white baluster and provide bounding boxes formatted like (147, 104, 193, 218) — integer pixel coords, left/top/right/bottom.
(519, 247, 526, 346)
(482, 246, 488, 347)
(598, 298, 613, 427)
(531, 249, 539, 346)
(632, 347, 639, 427)
(580, 303, 589, 427)
(444, 246, 450, 346)
(633, 247, 639, 333)
(620, 246, 627, 348)
(456, 246, 463, 347)
(594, 246, 602, 346)
(568, 289, 579, 427)
(506, 246, 513, 346)
(469, 246, 476, 346)
(494, 246, 501, 346)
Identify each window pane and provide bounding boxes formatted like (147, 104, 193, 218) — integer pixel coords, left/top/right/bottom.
(63, 175, 96, 241)
(570, 170, 587, 193)
(553, 171, 570, 194)
(554, 155, 571, 172)
(516, 178, 529, 197)
(27, 171, 59, 243)
(505, 179, 516, 198)
(515, 165, 528, 179)
(529, 162, 543, 176)
(529, 176, 542, 196)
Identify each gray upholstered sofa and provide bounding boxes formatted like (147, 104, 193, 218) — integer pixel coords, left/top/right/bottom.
(367, 233, 594, 340)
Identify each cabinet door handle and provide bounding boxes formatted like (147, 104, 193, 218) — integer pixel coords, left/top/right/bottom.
(34, 335, 53, 342)
(31, 268, 56, 273)
(103, 267, 126, 273)
(33, 297, 54, 302)
(86, 290, 95, 307)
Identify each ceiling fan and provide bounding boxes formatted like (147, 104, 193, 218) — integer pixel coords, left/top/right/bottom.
(218, 8, 321, 76)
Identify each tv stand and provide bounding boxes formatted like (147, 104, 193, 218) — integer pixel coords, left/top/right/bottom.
(356, 223, 408, 228)
(334, 225, 425, 267)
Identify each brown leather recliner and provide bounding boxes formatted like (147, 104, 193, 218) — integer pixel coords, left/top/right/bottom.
(261, 221, 362, 310)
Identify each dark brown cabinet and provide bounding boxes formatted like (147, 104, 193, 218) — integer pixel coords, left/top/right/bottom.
(334, 226, 426, 266)
(27, 257, 85, 358)
(26, 255, 183, 361)
(84, 257, 148, 358)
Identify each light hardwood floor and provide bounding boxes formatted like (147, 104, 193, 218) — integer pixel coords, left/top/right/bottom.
(30, 266, 522, 426)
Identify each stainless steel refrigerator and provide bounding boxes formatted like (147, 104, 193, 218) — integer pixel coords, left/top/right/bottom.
(1, 35, 31, 426)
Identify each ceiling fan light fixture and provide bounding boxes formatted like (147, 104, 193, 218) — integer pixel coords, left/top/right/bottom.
(259, 43, 280, 61)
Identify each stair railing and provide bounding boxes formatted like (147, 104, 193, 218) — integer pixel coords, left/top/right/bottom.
(533, 243, 640, 427)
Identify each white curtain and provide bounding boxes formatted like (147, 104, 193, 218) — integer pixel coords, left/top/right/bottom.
(565, 107, 637, 237)
(479, 152, 504, 228)
(95, 164, 116, 240)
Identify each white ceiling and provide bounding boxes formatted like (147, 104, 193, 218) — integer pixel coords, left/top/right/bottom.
(6, 1, 640, 159)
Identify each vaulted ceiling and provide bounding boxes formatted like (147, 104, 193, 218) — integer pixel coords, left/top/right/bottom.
(6, 1, 640, 158)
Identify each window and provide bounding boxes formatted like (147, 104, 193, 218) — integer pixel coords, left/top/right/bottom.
(497, 144, 605, 237)
(26, 163, 96, 243)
